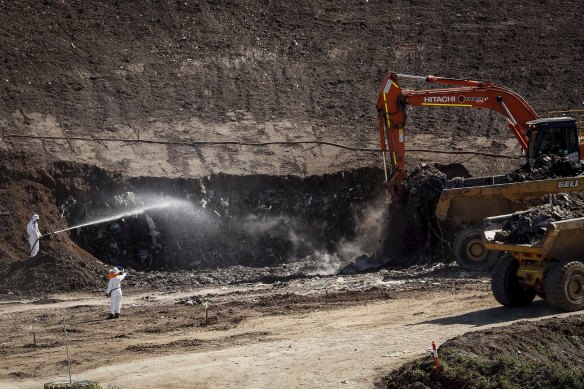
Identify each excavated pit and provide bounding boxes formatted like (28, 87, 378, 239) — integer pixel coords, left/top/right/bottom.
(63, 167, 388, 270)
(0, 152, 393, 294)
(3, 152, 584, 295)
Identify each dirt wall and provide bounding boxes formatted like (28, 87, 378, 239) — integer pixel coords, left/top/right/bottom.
(66, 166, 387, 270)
(1, 1, 583, 178)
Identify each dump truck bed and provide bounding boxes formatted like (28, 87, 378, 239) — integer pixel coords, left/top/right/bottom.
(436, 175, 584, 224)
(483, 213, 584, 260)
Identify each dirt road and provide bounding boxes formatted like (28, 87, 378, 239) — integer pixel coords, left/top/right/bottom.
(0, 268, 574, 389)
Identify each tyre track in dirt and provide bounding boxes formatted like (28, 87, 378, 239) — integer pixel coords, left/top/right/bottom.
(1, 284, 576, 389)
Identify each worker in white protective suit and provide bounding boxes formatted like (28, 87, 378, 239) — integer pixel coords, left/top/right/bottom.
(26, 214, 41, 257)
(105, 267, 127, 319)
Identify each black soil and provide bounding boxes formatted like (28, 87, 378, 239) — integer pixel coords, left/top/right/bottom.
(504, 156, 584, 183)
(383, 164, 448, 261)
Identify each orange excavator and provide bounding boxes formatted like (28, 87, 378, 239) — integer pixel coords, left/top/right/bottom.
(376, 71, 584, 197)
(376, 71, 584, 270)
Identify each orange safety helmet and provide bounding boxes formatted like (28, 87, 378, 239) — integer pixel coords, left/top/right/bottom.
(107, 267, 120, 279)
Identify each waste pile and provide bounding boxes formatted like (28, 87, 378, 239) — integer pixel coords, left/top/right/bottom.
(490, 156, 584, 244)
(67, 168, 385, 270)
(383, 164, 447, 261)
(493, 192, 584, 244)
(503, 155, 584, 182)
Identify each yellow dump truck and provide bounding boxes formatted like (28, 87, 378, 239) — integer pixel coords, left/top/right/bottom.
(436, 175, 584, 270)
(482, 212, 584, 311)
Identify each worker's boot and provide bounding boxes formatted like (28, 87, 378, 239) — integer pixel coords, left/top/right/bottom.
(114, 313, 120, 319)
(107, 313, 115, 320)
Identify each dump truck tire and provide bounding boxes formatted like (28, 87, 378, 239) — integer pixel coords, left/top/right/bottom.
(454, 228, 500, 271)
(545, 261, 584, 312)
(492, 254, 536, 307)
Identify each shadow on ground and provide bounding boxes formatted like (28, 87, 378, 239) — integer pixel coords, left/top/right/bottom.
(416, 299, 562, 327)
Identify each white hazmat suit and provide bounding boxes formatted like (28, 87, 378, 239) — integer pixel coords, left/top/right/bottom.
(106, 267, 127, 319)
(26, 214, 41, 257)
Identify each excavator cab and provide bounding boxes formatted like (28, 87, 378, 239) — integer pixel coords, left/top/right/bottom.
(526, 117, 580, 161)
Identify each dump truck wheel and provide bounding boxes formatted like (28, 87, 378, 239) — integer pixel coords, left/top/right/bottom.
(545, 261, 584, 312)
(453, 228, 499, 271)
(492, 254, 536, 307)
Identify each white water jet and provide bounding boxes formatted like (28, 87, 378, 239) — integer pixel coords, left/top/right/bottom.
(48, 199, 180, 236)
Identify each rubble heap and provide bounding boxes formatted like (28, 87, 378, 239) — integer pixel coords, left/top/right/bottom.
(494, 192, 584, 244)
(503, 155, 584, 183)
(383, 164, 447, 261)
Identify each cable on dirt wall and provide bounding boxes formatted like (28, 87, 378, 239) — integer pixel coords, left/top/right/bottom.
(1, 133, 520, 159)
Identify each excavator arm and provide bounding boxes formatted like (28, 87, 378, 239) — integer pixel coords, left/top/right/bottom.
(376, 72, 540, 197)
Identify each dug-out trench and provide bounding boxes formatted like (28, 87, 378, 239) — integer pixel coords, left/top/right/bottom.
(56, 164, 388, 271)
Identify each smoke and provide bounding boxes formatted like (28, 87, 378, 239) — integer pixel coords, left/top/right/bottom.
(242, 215, 284, 235)
(304, 195, 390, 275)
(337, 196, 389, 259)
(66, 184, 390, 271)
(238, 196, 390, 274)
(303, 251, 343, 276)
(239, 214, 309, 262)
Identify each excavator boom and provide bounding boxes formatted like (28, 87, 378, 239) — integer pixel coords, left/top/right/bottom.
(377, 72, 543, 196)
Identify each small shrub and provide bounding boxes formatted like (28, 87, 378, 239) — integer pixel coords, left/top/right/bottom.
(567, 335, 582, 348)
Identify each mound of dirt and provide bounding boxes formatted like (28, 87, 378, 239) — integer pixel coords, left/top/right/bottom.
(378, 315, 584, 389)
(0, 155, 92, 266)
(0, 249, 107, 295)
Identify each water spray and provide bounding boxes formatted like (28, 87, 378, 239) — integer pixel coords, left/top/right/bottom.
(49, 201, 173, 236)
(30, 200, 176, 256)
